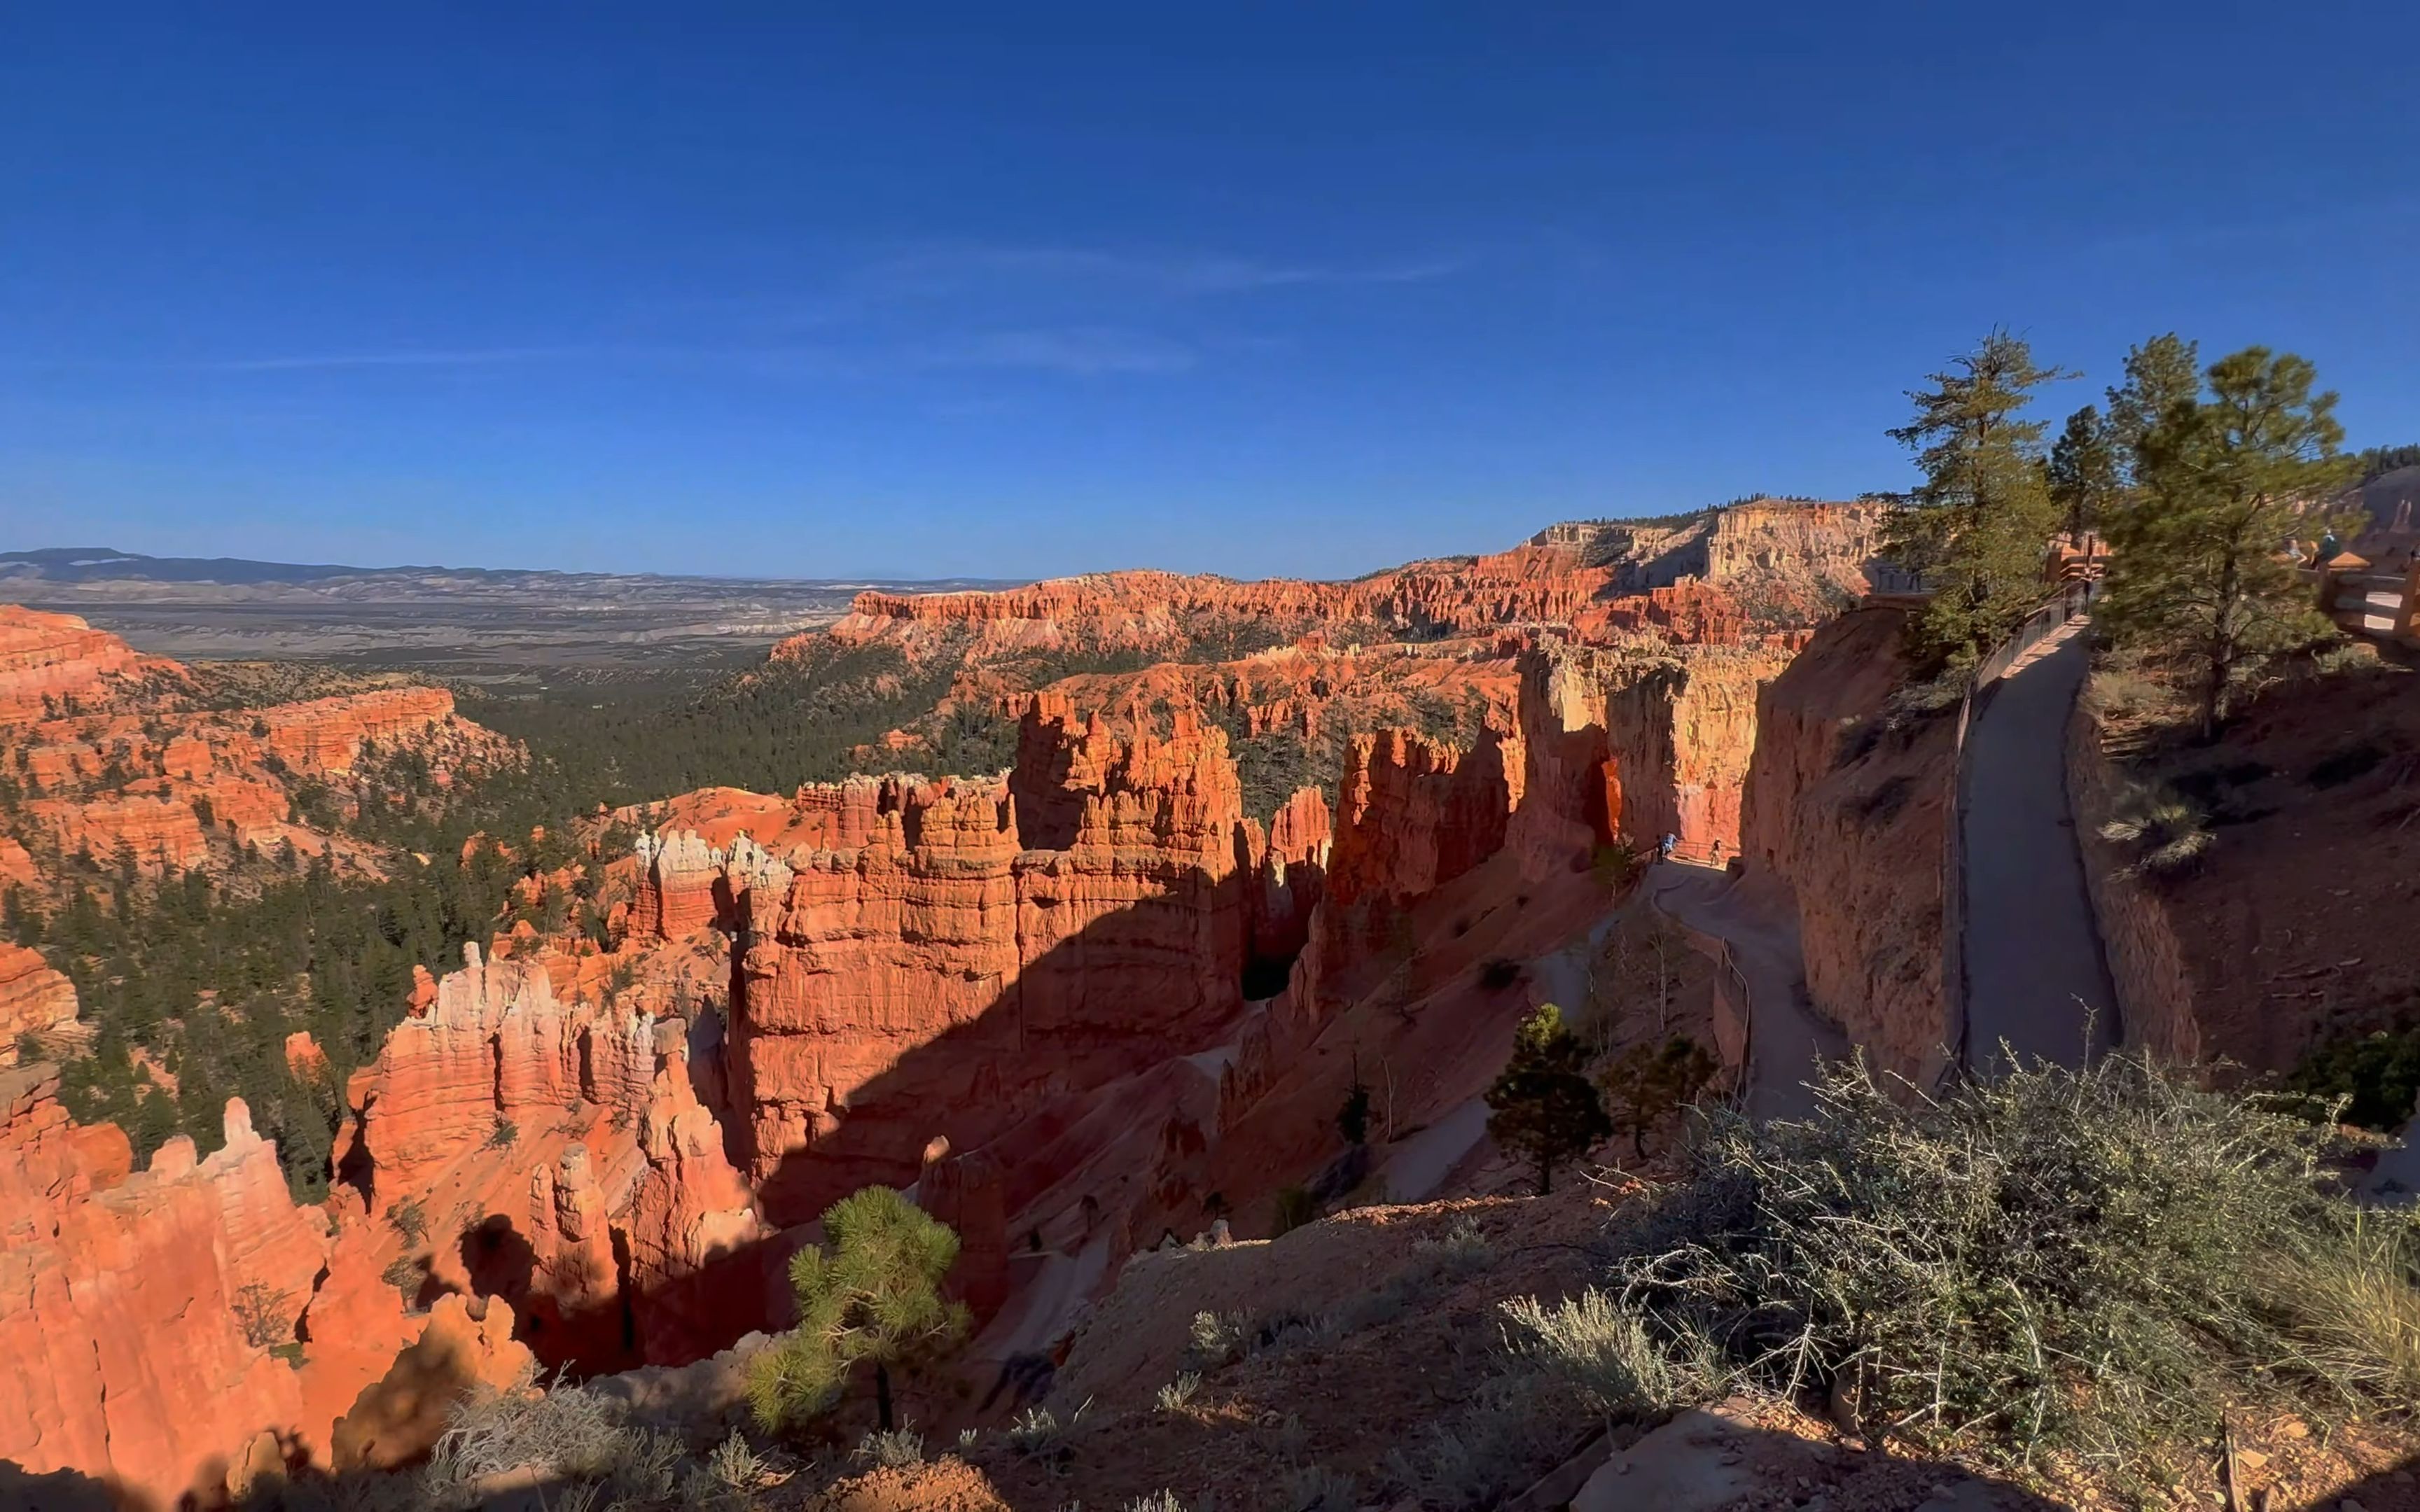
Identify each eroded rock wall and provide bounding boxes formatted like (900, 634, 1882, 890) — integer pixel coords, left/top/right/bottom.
(728, 709, 1258, 1224)
(0, 1078, 380, 1508)
(1510, 640, 1792, 872)
(0, 942, 78, 1062)
(1739, 608, 1954, 1085)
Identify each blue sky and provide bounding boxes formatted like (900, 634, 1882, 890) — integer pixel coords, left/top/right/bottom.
(3, 5, 2414, 581)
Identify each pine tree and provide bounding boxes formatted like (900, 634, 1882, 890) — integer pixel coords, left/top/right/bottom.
(747, 1186, 969, 1434)
(1598, 1035, 1719, 1159)
(2105, 332, 2203, 475)
(2045, 403, 2120, 540)
(1880, 330, 2068, 670)
(1484, 1003, 1612, 1196)
(2098, 345, 2358, 739)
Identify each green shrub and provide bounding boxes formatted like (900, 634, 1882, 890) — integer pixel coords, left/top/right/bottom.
(851, 1427, 924, 1469)
(2097, 781, 2211, 877)
(1498, 1289, 1712, 1416)
(1270, 1184, 1319, 1237)
(1154, 1371, 1202, 1412)
(2287, 1026, 2420, 1131)
(747, 1186, 969, 1434)
(1604, 1051, 2411, 1479)
(385, 1196, 428, 1247)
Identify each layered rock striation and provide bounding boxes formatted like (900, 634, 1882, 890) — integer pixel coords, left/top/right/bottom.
(0, 606, 182, 722)
(0, 941, 78, 1063)
(0, 607, 508, 886)
(795, 498, 1883, 668)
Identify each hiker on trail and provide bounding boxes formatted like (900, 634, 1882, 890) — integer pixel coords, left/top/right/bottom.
(1658, 833, 1678, 864)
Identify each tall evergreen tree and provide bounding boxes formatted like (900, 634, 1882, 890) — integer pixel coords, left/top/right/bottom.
(2045, 403, 2120, 540)
(1880, 330, 2068, 670)
(1484, 1002, 1611, 1196)
(2104, 332, 2203, 477)
(2098, 345, 2358, 739)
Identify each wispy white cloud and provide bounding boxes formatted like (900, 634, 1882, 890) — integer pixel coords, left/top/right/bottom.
(189, 346, 604, 372)
(858, 243, 1469, 300)
(913, 326, 1197, 375)
(4, 344, 680, 374)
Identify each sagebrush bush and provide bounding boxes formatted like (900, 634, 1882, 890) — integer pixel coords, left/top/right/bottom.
(1155, 1371, 1202, 1411)
(1606, 1052, 2409, 1478)
(851, 1427, 924, 1469)
(1498, 1289, 1707, 1416)
(1279, 1464, 1358, 1511)
(1007, 1404, 1061, 1456)
(1187, 1308, 1253, 1368)
(705, 1429, 765, 1491)
(1406, 1217, 1494, 1285)
(422, 1366, 629, 1488)
(1382, 1373, 1578, 1512)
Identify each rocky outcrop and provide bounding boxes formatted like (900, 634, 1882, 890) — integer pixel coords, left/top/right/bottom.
(256, 687, 460, 774)
(349, 944, 771, 1370)
(800, 500, 1881, 668)
(1739, 608, 1954, 1085)
(919, 1142, 1009, 1321)
(1328, 729, 1512, 911)
(27, 792, 211, 869)
(621, 1048, 776, 1363)
(729, 707, 1258, 1224)
(0, 943, 77, 1062)
(330, 1294, 537, 1473)
(630, 828, 792, 942)
(0, 1081, 387, 1508)
(0, 606, 179, 723)
(1510, 640, 1793, 874)
(0, 609, 508, 889)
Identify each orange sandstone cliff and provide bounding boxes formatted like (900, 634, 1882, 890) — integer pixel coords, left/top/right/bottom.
(0, 608, 508, 887)
(0, 507, 1900, 1497)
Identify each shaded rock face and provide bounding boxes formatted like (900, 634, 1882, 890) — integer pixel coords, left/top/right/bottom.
(1328, 728, 1512, 912)
(726, 706, 1265, 1224)
(1739, 608, 1954, 1085)
(2068, 654, 2420, 1077)
(349, 944, 772, 1371)
(330, 1294, 537, 1473)
(1510, 640, 1795, 874)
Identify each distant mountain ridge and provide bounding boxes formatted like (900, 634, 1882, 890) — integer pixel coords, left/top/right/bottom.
(0, 545, 1013, 592)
